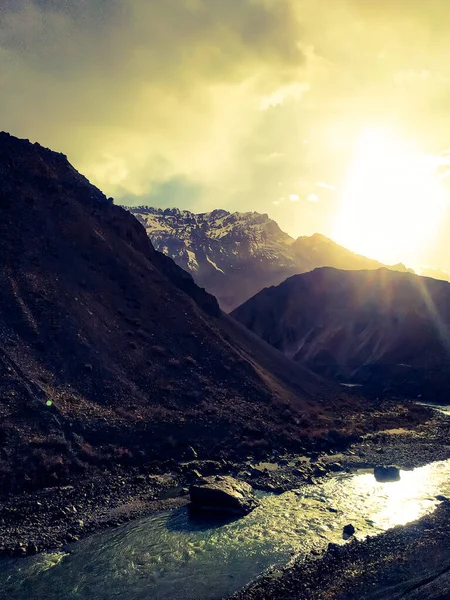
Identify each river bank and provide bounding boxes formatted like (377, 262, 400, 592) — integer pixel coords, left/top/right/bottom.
(230, 404, 450, 600)
(1, 402, 450, 599)
(2, 446, 450, 600)
(1, 401, 448, 559)
(231, 498, 450, 600)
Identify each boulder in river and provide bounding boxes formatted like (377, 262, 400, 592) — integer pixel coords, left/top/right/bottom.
(374, 465, 401, 482)
(189, 475, 259, 515)
(436, 494, 449, 502)
(343, 523, 355, 537)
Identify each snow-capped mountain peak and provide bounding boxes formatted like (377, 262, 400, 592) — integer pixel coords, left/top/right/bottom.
(125, 206, 409, 312)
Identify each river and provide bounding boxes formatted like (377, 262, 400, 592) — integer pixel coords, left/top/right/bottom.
(2, 455, 450, 600)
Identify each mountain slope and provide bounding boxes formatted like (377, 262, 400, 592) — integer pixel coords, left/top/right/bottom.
(127, 206, 411, 312)
(232, 267, 450, 399)
(420, 266, 450, 283)
(0, 132, 365, 494)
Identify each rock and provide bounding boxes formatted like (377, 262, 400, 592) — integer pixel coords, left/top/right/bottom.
(343, 523, 355, 537)
(60, 505, 77, 516)
(374, 465, 401, 482)
(250, 465, 268, 477)
(264, 482, 286, 493)
(313, 463, 328, 477)
(183, 459, 224, 475)
(292, 467, 306, 477)
(328, 462, 344, 472)
(436, 495, 449, 502)
(189, 475, 259, 515)
(240, 470, 252, 478)
(14, 543, 27, 557)
(327, 542, 341, 554)
(27, 542, 38, 555)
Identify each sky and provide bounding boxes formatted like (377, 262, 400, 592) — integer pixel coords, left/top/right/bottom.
(1, 0, 450, 272)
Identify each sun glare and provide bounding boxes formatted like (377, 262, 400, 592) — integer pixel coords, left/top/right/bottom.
(333, 128, 446, 266)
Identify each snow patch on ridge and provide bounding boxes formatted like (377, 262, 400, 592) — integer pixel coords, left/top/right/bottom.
(206, 255, 225, 274)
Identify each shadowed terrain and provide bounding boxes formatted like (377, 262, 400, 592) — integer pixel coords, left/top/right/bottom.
(0, 133, 367, 495)
(232, 267, 450, 399)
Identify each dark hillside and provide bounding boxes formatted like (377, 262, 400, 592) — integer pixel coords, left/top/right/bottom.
(232, 267, 450, 399)
(0, 133, 364, 494)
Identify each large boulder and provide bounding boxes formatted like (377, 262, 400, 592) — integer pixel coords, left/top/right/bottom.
(374, 465, 401, 482)
(343, 523, 355, 538)
(189, 475, 259, 515)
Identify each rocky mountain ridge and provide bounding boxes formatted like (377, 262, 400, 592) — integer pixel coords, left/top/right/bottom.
(127, 206, 411, 312)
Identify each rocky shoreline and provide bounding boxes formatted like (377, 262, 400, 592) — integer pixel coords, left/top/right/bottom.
(1, 402, 448, 560)
(229, 405, 450, 600)
(231, 498, 450, 600)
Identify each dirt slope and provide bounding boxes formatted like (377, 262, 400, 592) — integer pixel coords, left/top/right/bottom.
(0, 133, 362, 494)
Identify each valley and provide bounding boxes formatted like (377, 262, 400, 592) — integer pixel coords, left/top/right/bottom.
(1, 404, 450, 599)
(0, 133, 449, 600)
(3, 1, 450, 598)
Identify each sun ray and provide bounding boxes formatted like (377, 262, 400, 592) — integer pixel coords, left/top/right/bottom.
(413, 275, 450, 359)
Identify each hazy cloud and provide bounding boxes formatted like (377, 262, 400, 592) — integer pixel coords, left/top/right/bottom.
(1, 0, 305, 201)
(1, 0, 450, 269)
(316, 182, 335, 190)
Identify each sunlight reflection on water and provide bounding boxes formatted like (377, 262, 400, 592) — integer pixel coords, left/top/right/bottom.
(340, 467, 440, 530)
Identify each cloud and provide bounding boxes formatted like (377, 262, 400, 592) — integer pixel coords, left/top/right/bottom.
(1, 0, 450, 269)
(316, 181, 335, 190)
(0, 0, 305, 207)
(259, 82, 310, 110)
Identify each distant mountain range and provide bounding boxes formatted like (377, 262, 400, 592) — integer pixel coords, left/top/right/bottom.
(126, 206, 411, 312)
(232, 267, 450, 400)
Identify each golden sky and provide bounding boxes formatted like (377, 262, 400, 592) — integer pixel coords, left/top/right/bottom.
(1, 0, 450, 272)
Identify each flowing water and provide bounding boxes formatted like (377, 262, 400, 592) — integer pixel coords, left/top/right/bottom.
(2, 458, 450, 600)
(417, 402, 450, 416)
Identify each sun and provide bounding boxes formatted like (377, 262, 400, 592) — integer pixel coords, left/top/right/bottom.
(333, 127, 446, 266)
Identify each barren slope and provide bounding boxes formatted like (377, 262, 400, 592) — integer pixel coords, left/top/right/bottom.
(0, 133, 362, 494)
(232, 267, 450, 399)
